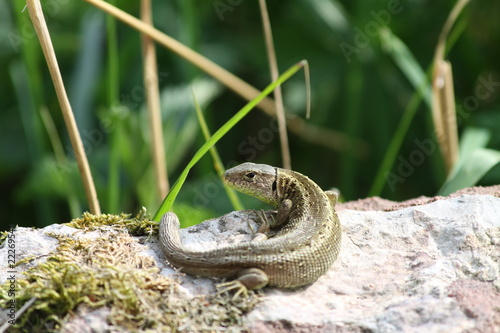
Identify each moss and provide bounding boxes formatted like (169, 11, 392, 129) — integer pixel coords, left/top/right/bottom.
(0, 214, 260, 332)
(13, 255, 38, 267)
(65, 208, 158, 237)
(0, 230, 8, 245)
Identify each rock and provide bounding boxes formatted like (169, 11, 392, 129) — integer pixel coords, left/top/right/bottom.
(1, 194, 499, 332)
(59, 306, 111, 333)
(243, 194, 500, 332)
(167, 194, 499, 332)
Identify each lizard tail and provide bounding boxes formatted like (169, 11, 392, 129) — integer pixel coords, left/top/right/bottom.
(159, 212, 239, 277)
(159, 212, 184, 257)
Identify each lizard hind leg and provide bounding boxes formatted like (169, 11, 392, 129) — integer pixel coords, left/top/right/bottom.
(216, 268, 269, 300)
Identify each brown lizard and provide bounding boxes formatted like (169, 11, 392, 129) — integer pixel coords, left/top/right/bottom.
(159, 162, 341, 294)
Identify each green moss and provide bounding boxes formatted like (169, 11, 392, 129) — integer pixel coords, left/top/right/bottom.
(13, 255, 38, 267)
(65, 208, 158, 236)
(0, 230, 8, 245)
(0, 214, 260, 332)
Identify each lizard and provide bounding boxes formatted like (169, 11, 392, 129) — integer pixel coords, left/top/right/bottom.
(159, 162, 341, 295)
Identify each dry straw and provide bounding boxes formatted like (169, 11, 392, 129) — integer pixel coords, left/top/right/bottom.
(25, 0, 100, 214)
(432, 0, 470, 173)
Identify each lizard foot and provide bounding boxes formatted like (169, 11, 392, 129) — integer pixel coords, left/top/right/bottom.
(216, 268, 269, 300)
(254, 209, 272, 235)
(216, 280, 248, 300)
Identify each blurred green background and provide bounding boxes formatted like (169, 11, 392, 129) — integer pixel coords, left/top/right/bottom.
(1, 0, 499, 230)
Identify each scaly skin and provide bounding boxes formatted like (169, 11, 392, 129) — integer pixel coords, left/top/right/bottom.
(159, 162, 341, 290)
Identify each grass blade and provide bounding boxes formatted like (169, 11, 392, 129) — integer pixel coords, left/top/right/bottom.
(192, 90, 244, 211)
(369, 28, 432, 197)
(39, 106, 82, 217)
(152, 61, 306, 221)
(380, 27, 431, 107)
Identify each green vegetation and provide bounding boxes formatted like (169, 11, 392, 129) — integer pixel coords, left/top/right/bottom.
(1, 0, 499, 229)
(0, 218, 260, 332)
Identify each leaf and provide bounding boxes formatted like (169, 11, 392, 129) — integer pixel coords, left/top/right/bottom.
(299, 0, 349, 34)
(159, 77, 223, 172)
(192, 90, 244, 212)
(452, 127, 491, 175)
(439, 148, 500, 196)
(439, 127, 499, 196)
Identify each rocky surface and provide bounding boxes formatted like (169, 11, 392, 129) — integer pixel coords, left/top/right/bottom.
(338, 184, 500, 212)
(242, 194, 500, 332)
(1, 192, 499, 332)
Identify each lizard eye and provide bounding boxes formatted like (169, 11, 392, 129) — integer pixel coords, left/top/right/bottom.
(245, 172, 256, 180)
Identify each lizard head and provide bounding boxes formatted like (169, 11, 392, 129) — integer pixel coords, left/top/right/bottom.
(223, 163, 279, 206)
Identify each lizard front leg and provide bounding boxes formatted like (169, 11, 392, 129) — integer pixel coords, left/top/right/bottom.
(255, 198, 292, 235)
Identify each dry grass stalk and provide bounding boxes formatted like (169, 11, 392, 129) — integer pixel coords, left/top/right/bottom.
(432, 0, 470, 173)
(259, 0, 291, 169)
(140, 0, 169, 199)
(25, 0, 101, 214)
(84, 0, 361, 155)
(432, 60, 458, 172)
